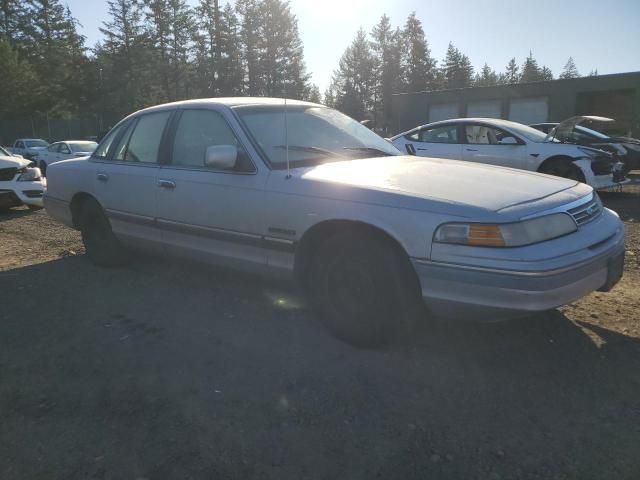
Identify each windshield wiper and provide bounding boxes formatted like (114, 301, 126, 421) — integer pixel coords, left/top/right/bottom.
(273, 145, 344, 158)
(343, 146, 395, 157)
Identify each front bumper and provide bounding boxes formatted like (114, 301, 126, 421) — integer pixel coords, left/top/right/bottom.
(0, 180, 45, 208)
(412, 218, 625, 321)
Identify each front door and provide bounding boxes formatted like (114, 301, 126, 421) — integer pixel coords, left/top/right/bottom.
(156, 107, 269, 272)
(405, 123, 463, 159)
(92, 111, 172, 247)
(461, 123, 527, 169)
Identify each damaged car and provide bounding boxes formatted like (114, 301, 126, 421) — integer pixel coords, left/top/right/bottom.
(531, 116, 640, 174)
(0, 149, 45, 211)
(390, 118, 627, 190)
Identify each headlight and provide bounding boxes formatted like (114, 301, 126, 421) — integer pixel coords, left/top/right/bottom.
(17, 167, 42, 182)
(434, 213, 577, 247)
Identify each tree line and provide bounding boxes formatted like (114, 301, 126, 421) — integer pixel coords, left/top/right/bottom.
(0, 0, 316, 129)
(0, 1, 589, 135)
(326, 13, 587, 132)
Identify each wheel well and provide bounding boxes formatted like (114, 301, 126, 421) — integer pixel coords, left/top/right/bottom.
(537, 155, 576, 173)
(70, 192, 97, 229)
(293, 220, 411, 286)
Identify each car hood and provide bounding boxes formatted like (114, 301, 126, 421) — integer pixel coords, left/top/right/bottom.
(544, 115, 614, 143)
(300, 156, 580, 215)
(0, 155, 30, 169)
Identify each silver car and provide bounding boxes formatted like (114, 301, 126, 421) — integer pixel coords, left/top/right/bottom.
(44, 98, 625, 346)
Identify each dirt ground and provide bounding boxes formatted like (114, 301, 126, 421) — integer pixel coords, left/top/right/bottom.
(1, 189, 639, 480)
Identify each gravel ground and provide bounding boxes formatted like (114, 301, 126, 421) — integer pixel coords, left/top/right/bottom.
(0, 190, 639, 480)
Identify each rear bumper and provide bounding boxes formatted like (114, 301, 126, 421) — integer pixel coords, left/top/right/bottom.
(412, 227, 625, 321)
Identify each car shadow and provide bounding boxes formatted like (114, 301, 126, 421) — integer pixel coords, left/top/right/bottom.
(0, 205, 36, 222)
(1, 255, 639, 479)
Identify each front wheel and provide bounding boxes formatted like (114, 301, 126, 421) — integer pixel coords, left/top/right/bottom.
(310, 231, 422, 347)
(79, 199, 129, 267)
(540, 161, 586, 183)
(39, 161, 47, 177)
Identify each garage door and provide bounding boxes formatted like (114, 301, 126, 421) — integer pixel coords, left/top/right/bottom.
(508, 97, 548, 124)
(429, 103, 460, 122)
(467, 100, 501, 118)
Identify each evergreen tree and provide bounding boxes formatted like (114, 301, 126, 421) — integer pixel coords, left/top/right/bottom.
(331, 28, 377, 120)
(306, 84, 321, 103)
(0, 0, 28, 49)
(193, 0, 221, 96)
(217, 2, 244, 95)
(371, 15, 404, 132)
(236, 0, 260, 94)
(559, 56, 579, 79)
(323, 85, 336, 107)
(98, 0, 150, 114)
(520, 51, 544, 82)
(401, 12, 435, 92)
(504, 57, 519, 83)
(540, 65, 553, 81)
(589, 68, 599, 76)
(0, 39, 37, 118)
(441, 42, 474, 89)
(474, 63, 498, 87)
(255, 0, 309, 99)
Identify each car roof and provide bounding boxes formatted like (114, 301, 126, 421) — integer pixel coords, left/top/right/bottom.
(130, 97, 323, 116)
(395, 118, 527, 137)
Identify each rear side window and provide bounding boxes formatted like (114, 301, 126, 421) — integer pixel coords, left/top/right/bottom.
(124, 111, 171, 164)
(411, 125, 459, 143)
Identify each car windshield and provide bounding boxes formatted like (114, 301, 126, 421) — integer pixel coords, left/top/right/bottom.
(235, 105, 400, 169)
(25, 139, 49, 147)
(69, 142, 98, 153)
(504, 122, 550, 142)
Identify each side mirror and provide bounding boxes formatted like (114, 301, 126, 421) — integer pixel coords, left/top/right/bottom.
(205, 145, 237, 170)
(500, 137, 519, 145)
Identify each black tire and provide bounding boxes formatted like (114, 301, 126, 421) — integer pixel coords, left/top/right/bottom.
(540, 161, 586, 183)
(310, 230, 422, 347)
(79, 199, 129, 267)
(39, 161, 47, 177)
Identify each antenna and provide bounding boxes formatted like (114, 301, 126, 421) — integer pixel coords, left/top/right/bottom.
(284, 95, 291, 179)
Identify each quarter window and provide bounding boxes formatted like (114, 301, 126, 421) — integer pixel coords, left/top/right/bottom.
(124, 111, 171, 164)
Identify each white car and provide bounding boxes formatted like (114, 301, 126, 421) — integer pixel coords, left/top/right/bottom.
(390, 118, 627, 190)
(44, 98, 624, 346)
(0, 148, 45, 210)
(35, 140, 98, 175)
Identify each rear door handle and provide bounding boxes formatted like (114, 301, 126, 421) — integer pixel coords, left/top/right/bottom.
(96, 173, 109, 182)
(466, 148, 478, 152)
(158, 179, 176, 189)
(416, 147, 429, 151)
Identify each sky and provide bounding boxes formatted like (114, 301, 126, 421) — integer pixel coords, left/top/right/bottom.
(67, 0, 640, 92)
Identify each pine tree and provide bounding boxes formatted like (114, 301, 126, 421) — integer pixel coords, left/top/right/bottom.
(217, 3, 244, 95)
(504, 57, 519, 83)
(0, 0, 28, 49)
(401, 12, 435, 93)
(559, 56, 579, 79)
(474, 63, 498, 87)
(98, 0, 149, 113)
(589, 68, 599, 76)
(331, 28, 377, 120)
(323, 85, 336, 108)
(540, 65, 553, 81)
(0, 39, 37, 119)
(306, 84, 321, 103)
(236, 0, 260, 94)
(193, 0, 221, 96)
(441, 42, 473, 89)
(520, 51, 544, 82)
(371, 15, 404, 132)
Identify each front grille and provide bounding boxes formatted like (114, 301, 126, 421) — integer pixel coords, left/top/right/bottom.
(568, 196, 602, 226)
(0, 167, 18, 181)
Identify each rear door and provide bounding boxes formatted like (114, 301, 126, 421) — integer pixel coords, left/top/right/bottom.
(401, 123, 463, 159)
(155, 107, 269, 272)
(92, 110, 173, 248)
(461, 123, 527, 169)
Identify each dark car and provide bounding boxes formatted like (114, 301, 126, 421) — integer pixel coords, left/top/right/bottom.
(531, 117, 640, 174)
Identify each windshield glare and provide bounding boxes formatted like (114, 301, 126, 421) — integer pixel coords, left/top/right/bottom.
(70, 142, 98, 153)
(236, 105, 400, 168)
(505, 123, 550, 142)
(25, 140, 49, 148)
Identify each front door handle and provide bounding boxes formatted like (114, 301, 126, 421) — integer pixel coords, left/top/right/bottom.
(96, 173, 109, 182)
(466, 148, 478, 152)
(416, 147, 429, 151)
(158, 179, 176, 189)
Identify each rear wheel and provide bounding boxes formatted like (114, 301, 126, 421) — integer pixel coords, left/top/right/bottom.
(79, 199, 129, 267)
(310, 231, 422, 347)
